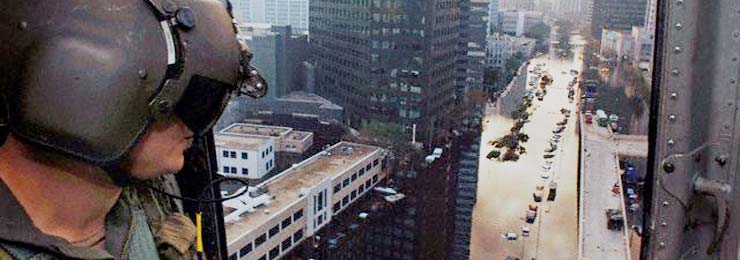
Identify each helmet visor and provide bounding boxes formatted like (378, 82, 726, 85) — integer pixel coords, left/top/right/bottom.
(174, 75, 232, 136)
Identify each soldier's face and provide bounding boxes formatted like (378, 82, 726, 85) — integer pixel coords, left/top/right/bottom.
(126, 115, 194, 179)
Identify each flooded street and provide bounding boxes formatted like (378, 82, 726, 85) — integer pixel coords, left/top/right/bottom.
(470, 36, 585, 260)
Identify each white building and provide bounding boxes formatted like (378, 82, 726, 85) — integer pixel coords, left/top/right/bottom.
(223, 142, 387, 260)
(215, 134, 276, 180)
(231, 0, 309, 35)
(485, 33, 536, 69)
(500, 11, 543, 37)
(221, 123, 314, 155)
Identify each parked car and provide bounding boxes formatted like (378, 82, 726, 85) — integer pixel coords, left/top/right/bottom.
(541, 171, 551, 179)
(502, 232, 518, 240)
(533, 191, 543, 202)
(526, 210, 537, 223)
(522, 227, 530, 237)
(543, 153, 555, 159)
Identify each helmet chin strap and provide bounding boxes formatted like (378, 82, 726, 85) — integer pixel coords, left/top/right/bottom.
(100, 161, 134, 187)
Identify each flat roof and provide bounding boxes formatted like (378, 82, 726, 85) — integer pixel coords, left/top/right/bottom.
(214, 134, 270, 151)
(224, 142, 382, 243)
(222, 123, 293, 137)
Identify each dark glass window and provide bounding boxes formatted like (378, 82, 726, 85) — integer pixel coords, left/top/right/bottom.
(359, 168, 365, 176)
(269, 246, 279, 259)
(242, 152, 248, 159)
(373, 159, 379, 166)
(258, 255, 266, 260)
(293, 229, 303, 241)
(269, 224, 280, 238)
(230, 151, 236, 158)
(351, 173, 357, 181)
(293, 209, 303, 221)
(343, 178, 350, 187)
(282, 238, 292, 250)
(231, 167, 236, 174)
(282, 217, 292, 229)
(228, 254, 237, 260)
(366, 164, 372, 171)
(373, 174, 379, 183)
(242, 168, 249, 175)
(222, 150, 229, 157)
(333, 202, 341, 212)
(255, 233, 266, 247)
(342, 195, 349, 205)
(351, 190, 357, 200)
(334, 183, 341, 193)
(239, 242, 253, 257)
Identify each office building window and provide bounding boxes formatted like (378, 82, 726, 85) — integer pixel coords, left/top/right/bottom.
(373, 159, 379, 166)
(230, 151, 236, 158)
(255, 233, 266, 247)
(269, 146, 273, 153)
(293, 209, 303, 221)
(269, 224, 280, 238)
(230, 167, 236, 174)
(228, 254, 237, 260)
(343, 178, 350, 187)
(269, 246, 279, 259)
(242, 152, 248, 159)
(351, 173, 357, 181)
(359, 168, 365, 176)
(282, 217, 292, 229)
(366, 163, 372, 171)
(342, 195, 349, 206)
(222, 150, 229, 157)
(351, 190, 357, 200)
(258, 255, 266, 260)
(282, 238, 292, 251)
(333, 202, 340, 212)
(333, 184, 341, 193)
(359, 185, 365, 193)
(293, 229, 303, 242)
(223, 166, 229, 173)
(239, 243, 253, 257)
(365, 179, 372, 188)
(265, 162, 269, 171)
(242, 168, 248, 175)
(373, 174, 379, 183)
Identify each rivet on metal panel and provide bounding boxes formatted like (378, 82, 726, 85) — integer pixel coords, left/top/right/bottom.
(671, 69, 680, 76)
(138, 69, 148, 79)
(670, 92, 678, 99)
(659, 241, 666, 248)
(674, 46, 682, 54)
(18, 21, 27, 30)
(663, 201, 670, 207)
(675, 23, 682, 30)
(661, 221, 668, 227)
(663, 161, 675, 173)
(667, 139, 675, 146)
(669, 114, 677, 121)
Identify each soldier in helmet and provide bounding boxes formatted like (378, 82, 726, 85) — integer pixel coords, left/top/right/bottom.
(0, 1, 265, 259)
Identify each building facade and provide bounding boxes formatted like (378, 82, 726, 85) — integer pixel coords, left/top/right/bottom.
(589, 0, 647, 38)
(231, 0, 309, 35)
(485, 33, 536, 69)
(310, 0, 461, 144)
(215, 134, 276, 180)
(449, 118, 481, 260)
(500, 11, 544, 37)
(223, 142, 387, 260)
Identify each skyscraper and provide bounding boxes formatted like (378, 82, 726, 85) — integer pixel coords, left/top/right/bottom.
(310, 0, 461, 144)
(589, 0, 647, 38)
(232, 0, 310, 35)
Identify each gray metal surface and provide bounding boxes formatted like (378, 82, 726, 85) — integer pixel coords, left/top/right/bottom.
(643, 0, 740, 259)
